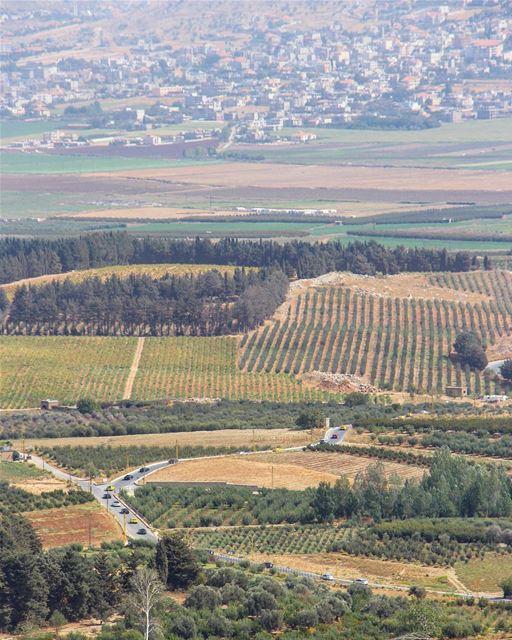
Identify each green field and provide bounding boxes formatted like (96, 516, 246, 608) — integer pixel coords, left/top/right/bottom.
(0, 336, 136, 409)
(282, 118, 512, 145)
(0, 460, 48, 483)
(0, 191, 104, 218)
(128, 219, 512, 251)
(1, 151, 220, 174)
(0, 119, 63, 142)
(235, 119, 512, 169)
(0, 335, 336, 409)
(455, 553, 512, 593)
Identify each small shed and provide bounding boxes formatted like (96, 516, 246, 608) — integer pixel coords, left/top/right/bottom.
(445, 386, 468, 398)
(40, 399, 59, 410)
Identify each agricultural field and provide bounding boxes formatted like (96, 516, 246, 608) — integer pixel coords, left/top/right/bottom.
(455, 553, 512, 594)
(38, 444, 244, 477)
(1, 150, 218, 174)
(232, 118, 512, 170)
(0, 460, 66, 493)
(249, 552, 456, 591)
(254, 450, 426, 481)
(125, 485, 313, 528)
(131, 336, 335, 403)
(24, 501, 123, 549)
(1, 263, 247, 300)
(0, 336, 135, 409)
(23, 428, 314, 453)
(148, 455, 336, 490)
(241, 270, 512, 395)
(146, 449, 425, 489)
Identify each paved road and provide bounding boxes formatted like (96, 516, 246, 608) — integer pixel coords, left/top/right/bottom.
(30, 454, 164, 544)
(29, 449, 507, 600)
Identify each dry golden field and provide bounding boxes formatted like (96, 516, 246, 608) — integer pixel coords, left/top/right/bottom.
(148, 455, 338, 490)
(147, 448, 425, 489)
(1, 263, 244, 300)
(248, 552, 457, 591)
(23, 428, 316, 451)
(105, 162, 512, 193)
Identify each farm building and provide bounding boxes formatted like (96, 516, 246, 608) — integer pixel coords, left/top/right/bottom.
(445, 386, 468, 398)
(40, 399, 59, 410)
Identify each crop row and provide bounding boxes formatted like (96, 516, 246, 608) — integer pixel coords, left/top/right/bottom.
(241, 284, 506, 394)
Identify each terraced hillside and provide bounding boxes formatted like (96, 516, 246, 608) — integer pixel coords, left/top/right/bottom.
(241, 271, 512, 395)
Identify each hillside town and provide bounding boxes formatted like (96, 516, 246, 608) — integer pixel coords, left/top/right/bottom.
(1, 0, 512, 145)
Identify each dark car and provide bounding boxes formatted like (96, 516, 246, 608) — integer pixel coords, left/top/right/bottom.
(168, 458, 178, 465)
(263, 561, 274, 569)
(123, 474, 134, 481)
(137, 528, 147, 535)
(120, 507, 129, 514)
(102, 493, 111, 499)
(139, 467, 150, 473)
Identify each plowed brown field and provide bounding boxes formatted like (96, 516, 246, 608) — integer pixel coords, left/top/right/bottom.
(25, 502, 123, 549)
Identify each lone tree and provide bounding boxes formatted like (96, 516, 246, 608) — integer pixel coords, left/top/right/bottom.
(453, 331, 487, 371)
(500, 359, 512, 382)
(295, 405, 325, 430)
(129, 566, 164, 640)
(156, 533, 200, 590)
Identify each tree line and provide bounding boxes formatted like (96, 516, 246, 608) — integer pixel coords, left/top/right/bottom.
(4, 268, 289, 336)
(0, 232, 478, 285)
(311, 450, 512, 522)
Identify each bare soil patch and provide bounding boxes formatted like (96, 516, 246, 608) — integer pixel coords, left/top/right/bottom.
(148, 455, 337, 490)
(289, 272, 491, 304)
(25, 502, 122, 549)
(14, 476, 68, 494)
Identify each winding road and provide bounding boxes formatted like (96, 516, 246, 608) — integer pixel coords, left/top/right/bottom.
(29, 449, 506, 601)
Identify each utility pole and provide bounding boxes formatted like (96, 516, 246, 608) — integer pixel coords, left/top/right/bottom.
(123, 511, 127, 545)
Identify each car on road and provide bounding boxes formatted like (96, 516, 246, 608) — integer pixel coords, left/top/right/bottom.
(137, 528, 147, 535)
(129, 517, 139, 524)
(102, 493, 111, 499)
(139, 467, 150, 473)
(168, 458, 177, 464)
(354, 578, 369, 585)
(106, 484, 115, 491)
(123, 474, 134, 481)
(321, 573, 335, 581)
(120, 508, 129, 514)
(112, 501, 120, 507)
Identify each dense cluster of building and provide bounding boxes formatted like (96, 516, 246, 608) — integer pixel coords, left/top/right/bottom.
(1, 1, 511, 141)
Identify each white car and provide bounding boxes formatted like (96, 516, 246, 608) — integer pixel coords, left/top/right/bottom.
(321, 573, 335, 581)
(354, 578, 369, 585)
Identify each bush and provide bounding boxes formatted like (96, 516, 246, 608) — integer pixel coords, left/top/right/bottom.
(76, 398, 100, 414)
(500, 576, 512, 598)
(184, 586, 221, 610)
